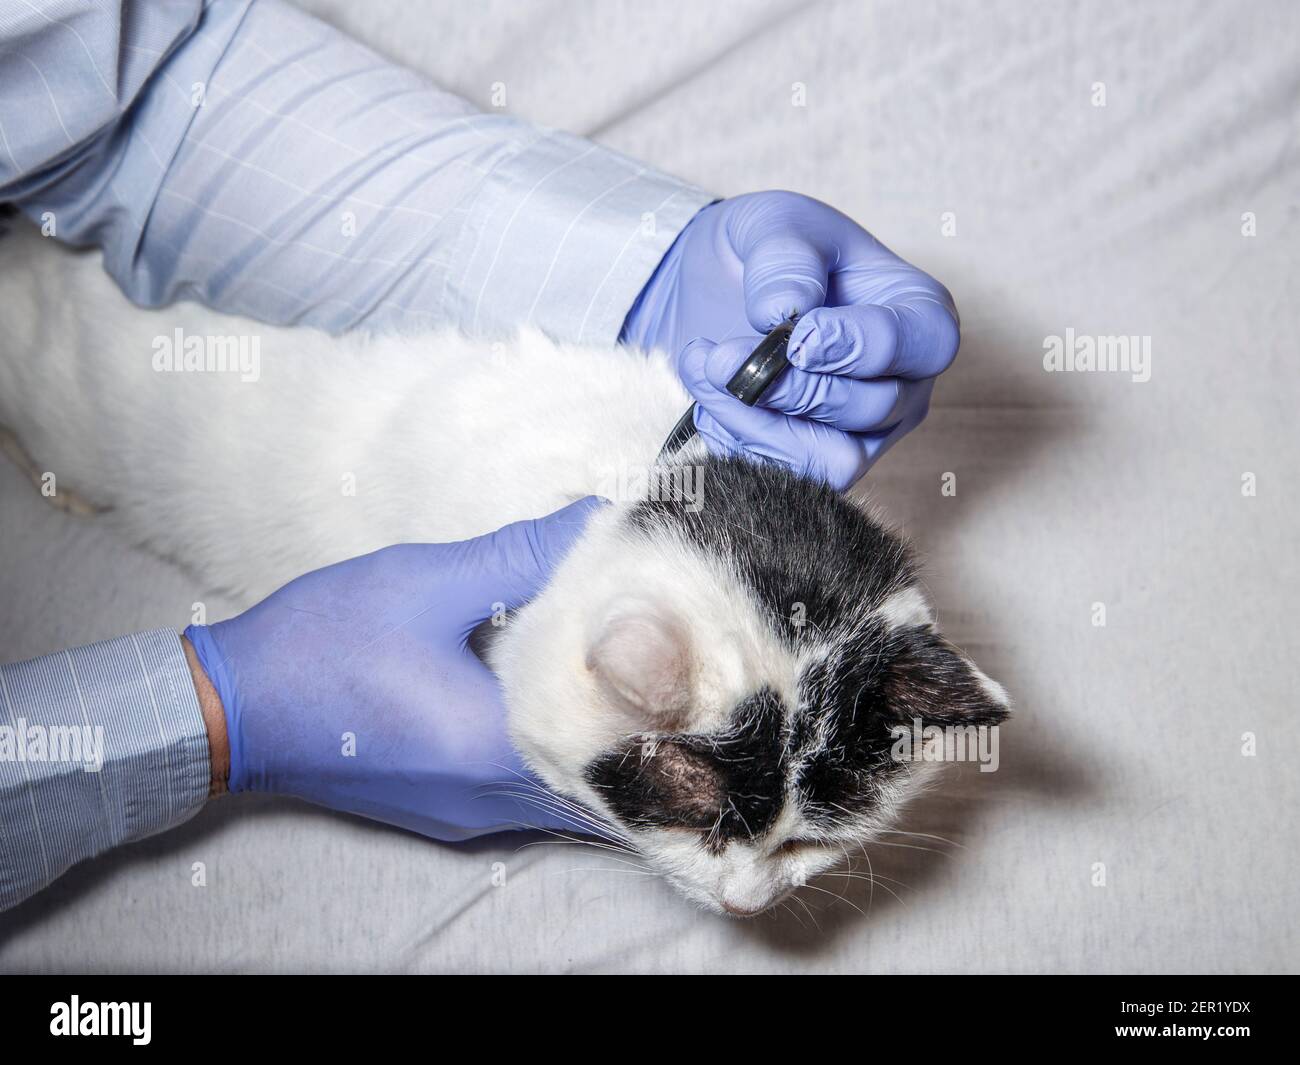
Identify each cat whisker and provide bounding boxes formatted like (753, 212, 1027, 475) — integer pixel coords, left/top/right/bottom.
(790, 891, 820, 930)
(777, 899, 807, 928)
(822, 870, 913, 890)
(801, 879, 871, 917)
(513, 825, 637, 857)
(502, 820, 639, 858)
(876, 828, 964, 849)
(483, 785, 629, 842)
(522, 843, 647, 870)
(483, 788, 629, 845)
(475, 761, 626, 830)
(841, 857, 910, 911)
(476, 778, 632, 847)
(537, 844, 651, 870)
(498, 831, 660, 880)
(550, 865, 661, 878)
(842, 841, 873, 913)
(866, 839, 952, 857)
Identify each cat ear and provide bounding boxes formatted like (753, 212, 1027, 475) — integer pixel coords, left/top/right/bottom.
(883, 628, 1011, 728)
(585, 598, 694, 727)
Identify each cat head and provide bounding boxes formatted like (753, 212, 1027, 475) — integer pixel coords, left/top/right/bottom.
(498, 455, 1009, 916)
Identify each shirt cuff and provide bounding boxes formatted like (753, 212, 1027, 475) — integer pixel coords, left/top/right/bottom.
(0, 629, 210, 912)
(444, 127, 716, 347)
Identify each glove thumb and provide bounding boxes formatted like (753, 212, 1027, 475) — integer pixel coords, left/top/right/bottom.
(462, 496, 609, 618)
(741, 232, 830, 333)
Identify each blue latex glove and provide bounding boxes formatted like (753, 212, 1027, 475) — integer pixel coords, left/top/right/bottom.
(184, 497, 605, 841)
(621, 191, 960, 490)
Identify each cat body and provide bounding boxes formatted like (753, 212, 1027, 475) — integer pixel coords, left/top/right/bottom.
(0, 224, 1008, 915)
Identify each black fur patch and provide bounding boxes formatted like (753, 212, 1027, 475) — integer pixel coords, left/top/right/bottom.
(790, 620, 907, 822)
(791, 623, 1010, 827)
(881, 628, 1010, 729)
(625, 454, 915, 646)
(585, 687, 787, 850)
(592, 455, 1008, 841)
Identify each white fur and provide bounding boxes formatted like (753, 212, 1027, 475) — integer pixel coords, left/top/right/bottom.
(0, 224, 692, 602)
(875, 584, 935, 630)
(0, 223, 816, 913)
(0, 224, 1006, 917)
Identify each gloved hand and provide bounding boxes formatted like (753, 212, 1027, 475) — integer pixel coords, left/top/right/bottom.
(184, 497, 605, 841)
(621, 190, 960, 490)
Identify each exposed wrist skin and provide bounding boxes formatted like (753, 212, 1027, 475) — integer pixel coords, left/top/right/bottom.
(182, 634, 229, 798)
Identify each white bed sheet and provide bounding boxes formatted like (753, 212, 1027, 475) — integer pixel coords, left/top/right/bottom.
(1, 0, 1297, 973)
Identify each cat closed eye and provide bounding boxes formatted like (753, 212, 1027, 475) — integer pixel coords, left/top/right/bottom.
(772, 838, 821, 856)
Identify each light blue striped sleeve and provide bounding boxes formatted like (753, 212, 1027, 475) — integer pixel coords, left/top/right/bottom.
(0, 631, 210, 912)
(0, 0, 715, 341)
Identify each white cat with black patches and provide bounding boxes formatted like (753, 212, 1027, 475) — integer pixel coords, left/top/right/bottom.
(0, 223, 1009, 917)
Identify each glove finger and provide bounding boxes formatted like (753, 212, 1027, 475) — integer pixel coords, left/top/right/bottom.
(691, 400, 869, 492)
(679, 343, 870, 491)
(789, 299, 960, 381)
(449, 496, 609, 630)
(740, 232, 830, 333)
(446, 657, 607, 837)
(685, 333, 924, 433)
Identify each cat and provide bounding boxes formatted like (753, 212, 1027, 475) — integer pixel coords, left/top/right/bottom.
(0, 222, 1009, 917)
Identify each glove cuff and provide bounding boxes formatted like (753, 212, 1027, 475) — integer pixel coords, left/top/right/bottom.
(183, 623, 249, 794)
